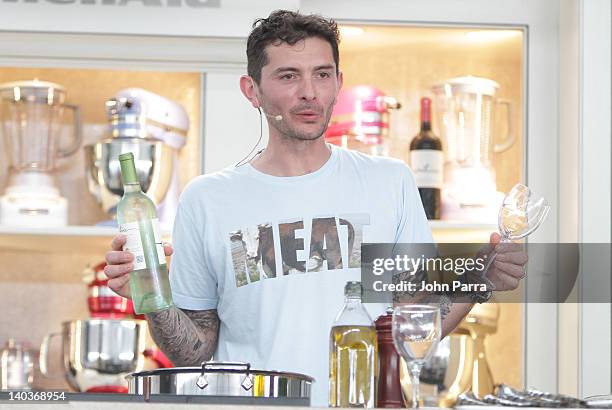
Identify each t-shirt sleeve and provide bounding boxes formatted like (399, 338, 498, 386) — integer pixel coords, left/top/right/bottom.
(394, 164, 435, 244)
(169, 191, 219, 311)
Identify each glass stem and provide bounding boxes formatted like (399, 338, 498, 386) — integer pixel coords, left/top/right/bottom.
(409, 362, 422, 409)
(482, 234, 510, 277)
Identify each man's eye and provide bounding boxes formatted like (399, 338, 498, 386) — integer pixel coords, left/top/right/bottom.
(317, 72, 331, 79)
(280, 73, 296, 80)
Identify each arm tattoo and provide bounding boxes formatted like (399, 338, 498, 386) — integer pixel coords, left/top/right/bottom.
(145, 307, 220, 366)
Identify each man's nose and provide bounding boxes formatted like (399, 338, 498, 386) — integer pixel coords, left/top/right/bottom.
(298, 77, 317, 101)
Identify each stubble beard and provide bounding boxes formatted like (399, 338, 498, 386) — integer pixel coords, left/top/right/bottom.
(273, 102, 335, 142)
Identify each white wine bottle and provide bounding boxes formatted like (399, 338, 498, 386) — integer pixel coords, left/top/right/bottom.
(117, 152, 173, 314)
(329, 281, 377, 408)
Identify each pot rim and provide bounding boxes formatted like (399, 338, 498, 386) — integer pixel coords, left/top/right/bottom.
(126, 366, 315, 383)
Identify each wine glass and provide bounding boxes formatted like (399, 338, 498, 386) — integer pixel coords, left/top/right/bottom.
(392, 305, 441, 408)
(483, 184, 551, 273)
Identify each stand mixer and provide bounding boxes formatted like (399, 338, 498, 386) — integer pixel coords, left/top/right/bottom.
(325, 85, 401, 156)
(84, 88, 188, 228)
(0, 80, 82, 227)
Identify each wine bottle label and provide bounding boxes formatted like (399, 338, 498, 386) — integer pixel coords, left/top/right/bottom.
(119, 218, 166, 271)
(410, 150, 443, 189)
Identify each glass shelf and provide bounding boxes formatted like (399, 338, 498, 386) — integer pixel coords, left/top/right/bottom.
(0, 221, 495, 254)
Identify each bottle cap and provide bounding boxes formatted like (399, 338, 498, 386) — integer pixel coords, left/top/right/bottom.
(344, 281, 363, 298)
(119, 152, 134, 162)
(420, 97, 432, 124)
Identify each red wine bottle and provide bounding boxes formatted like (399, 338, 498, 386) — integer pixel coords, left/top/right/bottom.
(410, 97, 442, 219)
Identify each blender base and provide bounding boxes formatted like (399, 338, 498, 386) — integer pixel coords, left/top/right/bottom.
(0, 193, 68, 227)
(0, 172, 69, 227)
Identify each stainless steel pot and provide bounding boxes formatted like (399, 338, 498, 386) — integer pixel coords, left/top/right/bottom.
(40, 319, 148, 392)
(127, 362, 313, 403)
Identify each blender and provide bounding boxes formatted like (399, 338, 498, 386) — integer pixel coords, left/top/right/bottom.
(0, 80, 82, 227)
(431, 76, 515, 221)
(84, 88, 188, 228)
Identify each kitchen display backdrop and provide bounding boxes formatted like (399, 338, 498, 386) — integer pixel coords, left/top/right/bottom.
(0, 29, 523, 392)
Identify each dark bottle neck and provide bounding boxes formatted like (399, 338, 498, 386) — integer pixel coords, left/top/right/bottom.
(420, 121, 432, 132)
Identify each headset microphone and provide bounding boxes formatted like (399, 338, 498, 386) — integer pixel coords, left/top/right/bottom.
(263, 112, 283, 122)
(235, 107, 280, 167)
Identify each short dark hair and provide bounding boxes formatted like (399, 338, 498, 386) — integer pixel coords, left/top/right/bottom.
(246, 10, 340, 84)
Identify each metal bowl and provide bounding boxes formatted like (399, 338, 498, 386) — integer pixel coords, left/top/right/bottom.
(84, 138, 173, 214)
(40, 319, 149, 392)
(127, 362, 313, 402)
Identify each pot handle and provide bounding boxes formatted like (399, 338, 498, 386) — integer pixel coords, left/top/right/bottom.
(196, 362, 253, 391)
(493, 98, 516, 153)
(39, 332, 63, 377)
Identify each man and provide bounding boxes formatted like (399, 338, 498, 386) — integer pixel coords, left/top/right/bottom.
(104, 10, 527, 406)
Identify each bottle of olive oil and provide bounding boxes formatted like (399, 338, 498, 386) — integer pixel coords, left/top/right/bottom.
(117, 152, 173, 314)
(329, 281, 377, 408)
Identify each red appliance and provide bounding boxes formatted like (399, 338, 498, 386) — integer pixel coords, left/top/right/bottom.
(84, 262, 134, 318)
(86, 386, 129, 394)
(325, 85, 401, 155)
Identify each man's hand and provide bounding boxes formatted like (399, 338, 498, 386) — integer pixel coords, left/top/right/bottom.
(482, 232, 528, 291)
(104, 234, 174, 298)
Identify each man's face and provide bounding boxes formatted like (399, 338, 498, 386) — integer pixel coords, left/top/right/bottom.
(254, 36, 342, 141)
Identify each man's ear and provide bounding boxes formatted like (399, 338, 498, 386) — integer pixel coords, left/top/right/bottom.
(239, 75, 260, 108)
(333, 71, 344, 105)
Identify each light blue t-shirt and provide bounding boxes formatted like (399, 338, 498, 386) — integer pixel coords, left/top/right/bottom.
(170, 144, 433, 407)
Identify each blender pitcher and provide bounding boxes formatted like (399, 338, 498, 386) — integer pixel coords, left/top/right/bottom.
(0, 80, 81, 227)
(431, 76, 515, 209)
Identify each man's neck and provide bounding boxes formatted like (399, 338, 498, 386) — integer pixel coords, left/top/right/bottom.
(249, 137, 332, 177)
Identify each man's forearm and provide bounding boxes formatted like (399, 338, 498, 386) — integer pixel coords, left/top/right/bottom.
(441, 302, 473, 338)
(145, 307, 219, 366)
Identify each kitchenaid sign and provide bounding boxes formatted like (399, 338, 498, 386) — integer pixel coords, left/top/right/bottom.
(1, 0, 219, 6)
(0, 0, 298, 36)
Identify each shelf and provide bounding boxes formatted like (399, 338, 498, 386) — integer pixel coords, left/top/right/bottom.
(0, 225, 172, 254)
(0, 221, 495, 254)
(430, 221, 496, 242)
(428, 221, 496, 231)
(0, 225, 118, 237)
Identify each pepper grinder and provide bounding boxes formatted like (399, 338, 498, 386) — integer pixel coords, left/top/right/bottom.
(375, 307, 403, 408)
